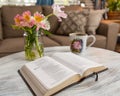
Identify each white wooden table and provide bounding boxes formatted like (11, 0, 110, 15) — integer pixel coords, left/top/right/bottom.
(0, 46, 120, 96)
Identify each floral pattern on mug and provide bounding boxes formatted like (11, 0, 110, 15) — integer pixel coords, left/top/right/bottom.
(71, 39, 83, 53)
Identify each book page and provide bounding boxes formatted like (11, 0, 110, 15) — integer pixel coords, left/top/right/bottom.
(52, 52, 104, 75)
(23, 56, 77, 90)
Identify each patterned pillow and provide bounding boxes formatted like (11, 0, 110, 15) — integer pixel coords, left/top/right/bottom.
(55, 10, 89, 36)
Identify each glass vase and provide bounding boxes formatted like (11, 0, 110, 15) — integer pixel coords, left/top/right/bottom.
(24, 31, 44, 61)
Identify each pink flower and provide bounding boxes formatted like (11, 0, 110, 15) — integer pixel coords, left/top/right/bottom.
(28, 17, 35, 27)
(34, 12, 45, 23)
(14, 14, 23, 26)
(36, 19, 50, 31)
(22, 11, 31, 22)
(73, 41, 82, 50)
(52, 4, 67, 22)
(21, 11, 35, 28)
(41, 20, 50, 30)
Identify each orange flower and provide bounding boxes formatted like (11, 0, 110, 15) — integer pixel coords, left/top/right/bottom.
(22, 11, 31, 22)
(14, 14, 22, 26)
(34, 12, 44, 23)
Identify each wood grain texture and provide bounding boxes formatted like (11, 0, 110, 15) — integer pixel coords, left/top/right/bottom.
(0, 46, 120, 96)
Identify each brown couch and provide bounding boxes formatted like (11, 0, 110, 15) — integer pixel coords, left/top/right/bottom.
(0, 5, 119, 57)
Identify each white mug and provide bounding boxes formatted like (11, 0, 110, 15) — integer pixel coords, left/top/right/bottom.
(69, 32, 96, 54)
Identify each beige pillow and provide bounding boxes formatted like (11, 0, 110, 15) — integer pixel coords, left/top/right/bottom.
(55, 10, 89, 36)
(86, 9, 106, 35)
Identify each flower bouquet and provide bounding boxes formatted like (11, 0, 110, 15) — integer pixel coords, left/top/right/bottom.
(12, 4, 67, 60)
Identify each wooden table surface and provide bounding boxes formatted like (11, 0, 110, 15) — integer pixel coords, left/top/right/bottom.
(0, 46, 120, 96)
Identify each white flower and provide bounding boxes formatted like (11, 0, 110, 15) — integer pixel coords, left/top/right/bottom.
(52, 4, 67, 22)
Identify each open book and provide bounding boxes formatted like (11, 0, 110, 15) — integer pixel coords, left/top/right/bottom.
(19, 52, 108, 96)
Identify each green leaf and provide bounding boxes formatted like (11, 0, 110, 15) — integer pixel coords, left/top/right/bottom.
(42, 29, 51, 35)
(12, 25, 21, 30)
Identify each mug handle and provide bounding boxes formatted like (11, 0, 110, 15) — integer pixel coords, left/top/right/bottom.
(87, 35, 96, 48)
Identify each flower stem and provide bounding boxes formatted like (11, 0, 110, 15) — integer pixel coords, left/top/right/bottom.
(35, 35, 44, 57)
(45, 13, 54, 19)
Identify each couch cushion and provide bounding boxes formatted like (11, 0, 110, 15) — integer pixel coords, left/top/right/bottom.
(42, 6, 60, 34)
(48, 34, 70, 46)
(86, 9, 106, 35)
(1, 5, 42, 38)
(40, 36, 60, 47)
(0, 38, 24, 54)
(0, 36, 60, 57)
(87, 35, 106, 48)
(55, 10, 89, 36)
(0, 8, 3, 40)
(48, 34, 106, 48)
